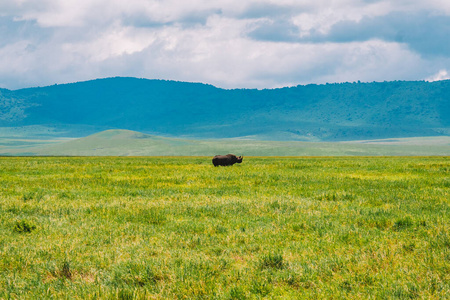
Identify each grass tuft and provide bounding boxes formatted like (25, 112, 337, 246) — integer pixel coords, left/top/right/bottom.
(59, 260, 72, 280)
(22, 189, 44, 201)
(394, 216, 414, 230)
(259, 252, 284, 270)
(13, 219, 37, 233)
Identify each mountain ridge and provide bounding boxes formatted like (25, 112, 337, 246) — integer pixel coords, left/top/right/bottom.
(1, 77, 449, 141)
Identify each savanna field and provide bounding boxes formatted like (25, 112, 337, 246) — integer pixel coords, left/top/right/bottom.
(0, 156, 449, 299)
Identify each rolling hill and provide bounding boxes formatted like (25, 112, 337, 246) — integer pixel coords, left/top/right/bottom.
(2, 129, 449, 156)
(1, 77, 449, 142)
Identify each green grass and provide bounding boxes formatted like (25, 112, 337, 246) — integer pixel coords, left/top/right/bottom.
(0, 156, 449, 299)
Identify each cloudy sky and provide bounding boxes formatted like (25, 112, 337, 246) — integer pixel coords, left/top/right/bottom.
(1, 0, 450, 89)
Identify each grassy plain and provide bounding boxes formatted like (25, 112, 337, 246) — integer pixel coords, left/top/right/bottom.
(0, 156, 449, 299)
(1, 129, 450, 156)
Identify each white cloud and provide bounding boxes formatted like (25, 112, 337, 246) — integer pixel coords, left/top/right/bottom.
(427, 70, 450, 82)
(0, 0, 449, 89)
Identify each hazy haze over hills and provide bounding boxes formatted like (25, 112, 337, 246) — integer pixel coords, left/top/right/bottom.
(0, 77, 449, 141)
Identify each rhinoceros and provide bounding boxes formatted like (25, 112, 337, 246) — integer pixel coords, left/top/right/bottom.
(212, 154, 243, 166)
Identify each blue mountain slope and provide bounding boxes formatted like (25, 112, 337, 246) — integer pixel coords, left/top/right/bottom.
(1, 77, 449, 141)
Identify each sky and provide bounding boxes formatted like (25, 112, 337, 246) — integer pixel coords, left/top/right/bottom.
(1, 0, 450, 90)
